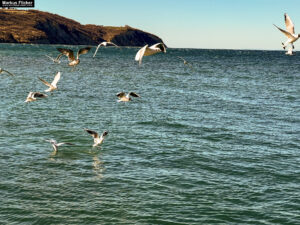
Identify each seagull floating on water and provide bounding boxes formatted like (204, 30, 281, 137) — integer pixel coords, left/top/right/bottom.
(57, 47, 91, 66)
(116, 92, 140, 102)
(45, 139, 75, 152)
(84, 128, 108, 147)
(45, 53, 63, 64)
(25, 92, 47, 102)
(135, 43, 166, 65)
(274, 13, 300, 49)
(38, 72, 61, 92)
(0, 68, 15, 76)
(93, 41, 118, 57)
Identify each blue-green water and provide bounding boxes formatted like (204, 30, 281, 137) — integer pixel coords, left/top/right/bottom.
(0, 43, 299, 224)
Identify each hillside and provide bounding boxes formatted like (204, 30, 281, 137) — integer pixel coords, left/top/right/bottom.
(0, 9, 164, 46)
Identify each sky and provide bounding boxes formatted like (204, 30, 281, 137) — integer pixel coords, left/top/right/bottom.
(34, 0, 300, 50)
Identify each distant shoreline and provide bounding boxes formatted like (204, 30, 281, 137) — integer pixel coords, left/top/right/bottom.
(0, 9, 165, 46)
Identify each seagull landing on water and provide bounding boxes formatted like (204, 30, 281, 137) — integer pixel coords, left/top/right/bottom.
(38, 72, 61, 92)
(93, 41, 118, 57)
(135, 43, 166, 65)
(0, 68, 15, 76)
(25, 92, 47, 103)
(45, 53, 63, 64)
(57, 47, 91, 67)
(274, 13, 300, 49)
(84, 129, 108, 147)
(45, 139, 75, 152)
(116, 92, 140, 102)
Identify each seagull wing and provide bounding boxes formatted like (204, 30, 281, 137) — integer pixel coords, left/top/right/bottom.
(129, 92, 140, 97)
(93, 43, 104, 57)
(27, 92, 34, 98)
(107, 42, 118, 47)
(101, 131, 108, 137)
(84, 128, 99, 139)
(33, 92, 47, 98)
(177, 56, 184, 61)
(135, 45, 148, 65)
(177, 56, 186, 62)
(51, 72, 61, 86)
(285, 13, 295, 34)
(38, 77, 51, 87)
(273, 24, 294, 39)
(2, 69, 15, 76)
(45, 139, 57, 145)
(57, 48, 75, 61)
(57, 142, 75, 146)
(116, 92, 126, 98)
(77, 47, 91, 59)
(45, 55, 55, 61)
(55, 53, 64, 61)
(150, 43, 166, 52)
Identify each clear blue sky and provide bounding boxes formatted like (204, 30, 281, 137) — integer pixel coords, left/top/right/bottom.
(35, 0, 300, 49)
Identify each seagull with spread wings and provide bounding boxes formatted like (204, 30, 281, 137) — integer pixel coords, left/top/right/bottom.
(38, 72, 61, 92)
(93, 41, 118, 57)
(84, 129, 108, 147)
(57, 47, 91, 66)
(274, 13, 300, 49)
(45, 139, 75, 152)
(135, 43, 166, 65)
(116, 92, 140, 102)
(25, 92, 47, 103)
(0, 68, 15, 76)
(177, 56, 188, 65)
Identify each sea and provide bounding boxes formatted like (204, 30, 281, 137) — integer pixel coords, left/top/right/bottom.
(0, 43, 299, 224)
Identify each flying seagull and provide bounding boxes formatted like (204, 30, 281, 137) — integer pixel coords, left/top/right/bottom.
(274, 13, 300, 49)
(45, 139, 75, 152)
(57, 47, 91, 66)
(84, 128, 108, 147)
(177, 56, 194, 70)
(177, 56, 188, 65)
(135, 43, 166, 65)
(45, 53, 63, 64)
(93, 41, 118, 57)
(38, 72, 61, 92)
(116, 92, 140, 102)
(0, 68, 15, 76)
(25, 92, 47, 103)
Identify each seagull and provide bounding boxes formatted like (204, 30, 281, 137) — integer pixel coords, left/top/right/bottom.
(93, 41, 118, 57)
(177, 56, 188, 65)
(25, 92, 47, 103)
(135, 43, 166, 65)
(116, 92, 140, 102)
(274, 13, 300, 49)
(57, 47, 91, 66)
(45, 53, 63, 64)
(45, 139, 75, 152)
(38, 72, 61, 92)
(84, 129, 108, 147)
(177, 56, 194, 70)
(0, 68, 15, 76)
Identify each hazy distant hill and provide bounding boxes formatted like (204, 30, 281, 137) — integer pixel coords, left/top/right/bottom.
(0, 9, 164, 46)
